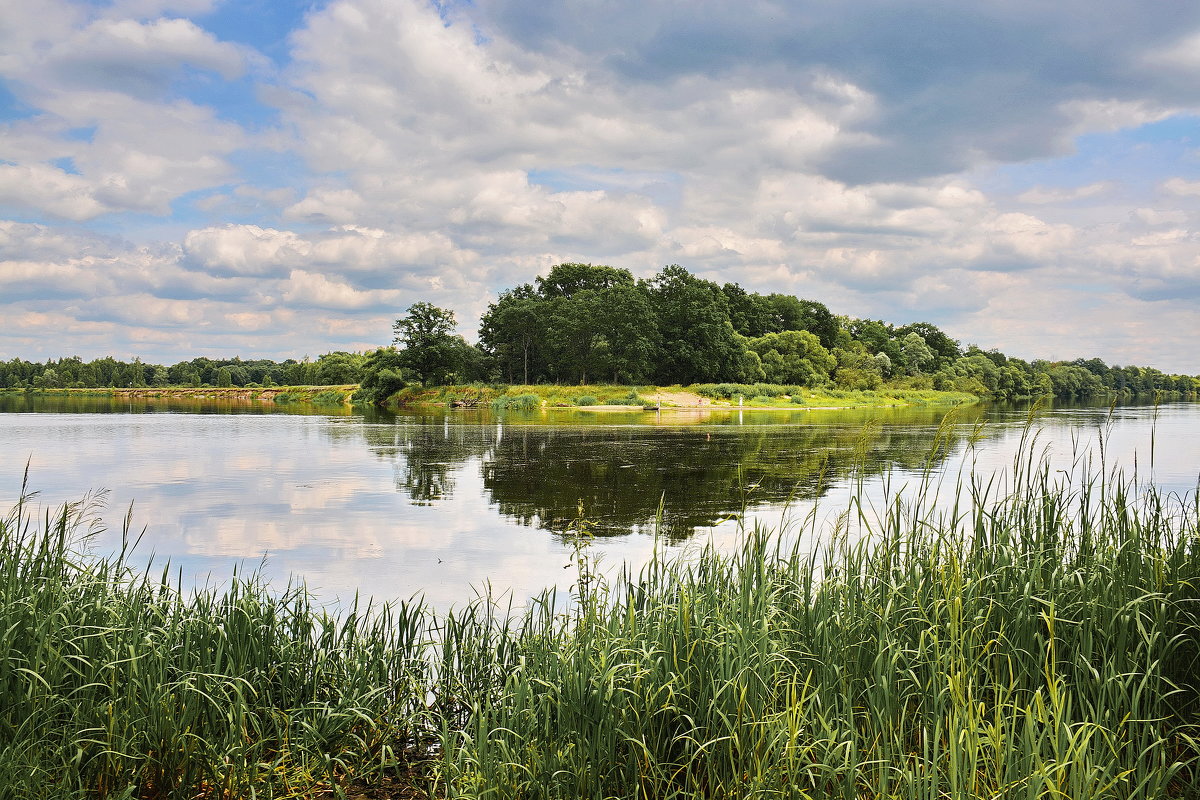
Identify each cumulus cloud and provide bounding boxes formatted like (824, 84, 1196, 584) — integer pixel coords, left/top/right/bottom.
(1, 0, 1199, 373)
(43, 17, 247, 97)
(281, 269, 401, 310)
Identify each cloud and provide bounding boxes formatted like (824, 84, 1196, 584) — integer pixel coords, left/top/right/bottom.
(1017, 182, 1113, 205)
(0, 165, 107, 221)
(1162, 177, 1200, 196)
(183, 223, 478, 278)
(43, 17, 247, 97)
(281, 269, 401, 310)
(1, 0, 1199, 375)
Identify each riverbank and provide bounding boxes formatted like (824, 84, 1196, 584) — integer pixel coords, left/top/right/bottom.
(389, 382, 980, 411)
(2, 385, 357, 405)
(2, 383, 978, 413)
(3, 457, 1196, 799)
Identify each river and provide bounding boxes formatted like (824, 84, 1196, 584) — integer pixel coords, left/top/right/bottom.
(1, 394, 1196, 610)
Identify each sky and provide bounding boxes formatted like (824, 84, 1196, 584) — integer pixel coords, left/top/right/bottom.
(1, 0, 1198, 374)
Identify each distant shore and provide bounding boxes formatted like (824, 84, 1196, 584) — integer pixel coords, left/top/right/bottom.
(5, 383, 980, 411)
(387, 383, 980, 411)
(3, 385, 357, 404)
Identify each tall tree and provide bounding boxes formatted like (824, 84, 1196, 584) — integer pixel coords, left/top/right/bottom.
(479, 285, 544, 384)
(645, 265, 741, 384)
(535, 263, 635, 298)
(393, 302, 463, 385)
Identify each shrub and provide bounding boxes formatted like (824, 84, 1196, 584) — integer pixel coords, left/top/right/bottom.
(492, 394, 541, 412)
(574, 395, 599, 406)
(311, 390, 346, 405)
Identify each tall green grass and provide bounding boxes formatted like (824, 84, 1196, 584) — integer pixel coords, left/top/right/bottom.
(0, 488, 433, 798)
(2, 442, 1198, 798)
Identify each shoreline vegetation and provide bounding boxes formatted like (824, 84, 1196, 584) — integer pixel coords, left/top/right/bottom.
(2, 382, 980, 411)
(4, 265, 1199, 408)
(3, 440, 1198, 798)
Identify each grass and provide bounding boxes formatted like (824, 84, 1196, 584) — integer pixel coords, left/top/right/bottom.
(2, 436, 1198, 798)
(390, 383, 976, 411)
(691, 382, 978, 408)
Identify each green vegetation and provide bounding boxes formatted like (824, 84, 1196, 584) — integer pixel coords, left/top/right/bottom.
(7, 263, 1198, 405)
(692, 383, 979, 408)
(491, 393, 541, 412)
(412, 262, 1198, 402)
(3, 445, 1198, 798)
(380, 382, 976, 412)
(0, 352, 367, 391)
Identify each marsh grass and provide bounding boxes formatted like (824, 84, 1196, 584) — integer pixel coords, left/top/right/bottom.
(2, 434, 1199, 798)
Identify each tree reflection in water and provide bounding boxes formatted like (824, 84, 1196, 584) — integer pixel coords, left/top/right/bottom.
(357, 407, 980, 540)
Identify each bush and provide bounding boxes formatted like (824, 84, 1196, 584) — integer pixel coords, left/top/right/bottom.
(311, 390, 346, 405)
(492, 393, 541, 412)
(574, 395, 599, 406)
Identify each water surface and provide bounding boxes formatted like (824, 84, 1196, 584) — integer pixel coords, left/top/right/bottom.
(2, 394, 1196, 609)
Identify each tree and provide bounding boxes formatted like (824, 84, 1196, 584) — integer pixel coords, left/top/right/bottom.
(645, 265, 741, 384)
(354, 347, 410, 405)
(535, 263, 634, 298)
(479, 285, 545, 384)
(900, 332, 935, 375)
(315, 351, 366, 385)
(393, 302, 465, 386)
(897, 322, 961, 366)
(722, 283, 771, 338)
(744, 330, 836, 386)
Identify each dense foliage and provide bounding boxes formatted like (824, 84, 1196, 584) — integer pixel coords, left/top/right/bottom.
(4, 262, 1197, 402)
(0, 352, 367, 390)
(474, 262, 1197, 400)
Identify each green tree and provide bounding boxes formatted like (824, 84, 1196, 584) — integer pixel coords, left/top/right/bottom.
(393, 302, 465, 386)
(897, 322, 961, 366)
(535, 262, 634, 298)
(479, 285, 545, 384)
(354, 347, 410, 405)
(645, 265, 741, 384)
(900, 332, 935, 375)
(745, 330, 836, 386)
(314, 351, 366, 385)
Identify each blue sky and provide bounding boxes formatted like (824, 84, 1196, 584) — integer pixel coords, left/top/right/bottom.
(1, 0, 1198, 373)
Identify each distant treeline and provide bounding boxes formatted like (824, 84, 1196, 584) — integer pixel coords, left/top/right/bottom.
(0, 352, 365, 391)
(365, 262, 1197, 403)
(4, 262, 1197, 403)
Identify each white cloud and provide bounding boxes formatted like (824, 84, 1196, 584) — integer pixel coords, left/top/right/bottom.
(184, 225, 310, 276)
(44, 17, 247, 95)
(0, 165, 107, 221)
(1018, 182, 1112, 205)
(282, 269, 401, 310)
(1, 0, 1200, 374)
(1162, 177, 1200, 196)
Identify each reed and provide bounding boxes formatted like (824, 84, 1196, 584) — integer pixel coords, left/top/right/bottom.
(2, 445, 1198, 798)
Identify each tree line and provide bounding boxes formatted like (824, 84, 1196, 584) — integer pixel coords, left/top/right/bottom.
(364, 262, 1198, 403)
(0, 353, 366, 391)
(5, 262, 1197, 403)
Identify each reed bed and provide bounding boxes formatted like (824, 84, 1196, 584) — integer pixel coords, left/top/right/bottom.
(2, 447, 1198, 798)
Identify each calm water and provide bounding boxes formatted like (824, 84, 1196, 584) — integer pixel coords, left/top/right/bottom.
(1, 394, 1197, 609)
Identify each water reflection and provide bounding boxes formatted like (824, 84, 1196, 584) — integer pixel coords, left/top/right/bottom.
(356, 405, 988, 540)
(1, 395, 1195, 609)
